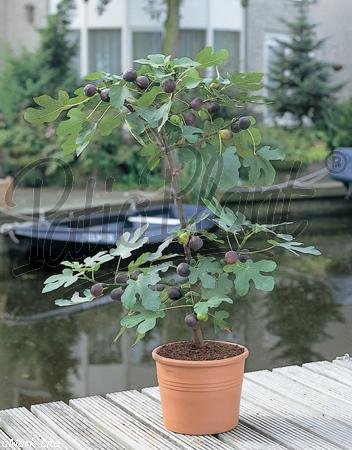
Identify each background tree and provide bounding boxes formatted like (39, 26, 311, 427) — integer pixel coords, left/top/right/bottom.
(0, 0, 78, 184)
(267, 0, 339, 126)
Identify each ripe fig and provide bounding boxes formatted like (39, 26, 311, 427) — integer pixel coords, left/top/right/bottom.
(170, 114, 182, 125)
(231, 121, 241, 133)
(131, 269, 142, 280)
(115, 272, 129, 284)
(239, 250, 250, 263)
(168, 287, 182, 301)
(110, 287, 123, 301)
(207, 102, 220, 115)
(90, 283, 103, 297)
(100, 88, 110, 102)
(162, 79, 176, 93)
(190, 97, 203, 110)
(136, 76, 150, 90)
(185, 313, 198, 328)
(219, 129, 232, 140)
(239, 116, 251, 130)
(177, 262, 190, 277)
(84, 84, 97, 97)
(183, 111, 196, 126)
(188, 235, 203, 251)
(123, 68, 137, 82)
(225, 250, 238, 264)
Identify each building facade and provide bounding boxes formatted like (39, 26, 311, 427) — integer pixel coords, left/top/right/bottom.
(0, 0, 351, 99)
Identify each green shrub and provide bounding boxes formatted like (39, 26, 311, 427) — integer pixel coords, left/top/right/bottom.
(317, 98, 352, 151)
(259, 126, 328, 171)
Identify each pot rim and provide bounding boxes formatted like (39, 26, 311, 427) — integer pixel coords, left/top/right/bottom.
(152, 340, 249, 367)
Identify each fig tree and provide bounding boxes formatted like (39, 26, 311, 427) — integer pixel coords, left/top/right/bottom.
(90, 283, 103, 297)
(136, 76, 150, 90)
(188, 235, 203, 251)
(177, 262, 190, 277)
(100, 88, 110, 102)
(110, 287, 123, 301)
(84, 84, 97, 97)
(163, 79, 176, 93)
(168, 287, 182, 301)
(225, 250, 238, 264)
(190, 97, 203, 110)
(185, 313, 198, 328)
(123, 68, 137, 82)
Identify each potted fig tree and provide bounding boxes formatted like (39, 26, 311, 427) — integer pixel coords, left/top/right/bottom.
(25, 48, 320, 435)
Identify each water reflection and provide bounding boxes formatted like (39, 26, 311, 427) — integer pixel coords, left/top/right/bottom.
(0, 215, 351, 409)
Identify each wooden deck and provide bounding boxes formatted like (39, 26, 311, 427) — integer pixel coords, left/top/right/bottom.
(1, 357, 352, 449)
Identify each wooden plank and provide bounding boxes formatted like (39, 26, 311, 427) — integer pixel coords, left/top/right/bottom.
(273, 365, 352, 403)
(246, 370, 352, 425)
(108, 389, 277, 450)
(0, 429, 20, 448)
(304, 361, 352, 386)
(143, 386, 339, 450)
(0, 407, 72, 450)
(31, 401, 123, 450)
(242, 378, 352, 449)
(70, 395, 180, 450)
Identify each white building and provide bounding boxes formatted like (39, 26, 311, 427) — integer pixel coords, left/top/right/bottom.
(49, 0, 244, 77)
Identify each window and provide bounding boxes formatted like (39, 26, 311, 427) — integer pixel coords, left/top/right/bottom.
(89, 29, 121, 74)
(133, 31, 162, 62)
(213, 31, 240, 72)
(178, 30, 206, 58)
(67, 30, 80, 75)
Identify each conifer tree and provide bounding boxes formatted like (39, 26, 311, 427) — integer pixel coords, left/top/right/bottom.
(268, 0, 339, 126)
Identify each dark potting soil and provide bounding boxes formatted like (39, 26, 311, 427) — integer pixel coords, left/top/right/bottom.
(156, 341, 245, 361)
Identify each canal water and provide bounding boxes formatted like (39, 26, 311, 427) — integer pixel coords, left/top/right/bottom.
(0, 214, 352, 409)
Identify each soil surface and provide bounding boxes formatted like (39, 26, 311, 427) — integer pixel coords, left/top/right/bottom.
(156, 341, 244, 361)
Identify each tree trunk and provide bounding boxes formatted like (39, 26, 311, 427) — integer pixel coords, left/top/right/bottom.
(162, 0, 181, 55)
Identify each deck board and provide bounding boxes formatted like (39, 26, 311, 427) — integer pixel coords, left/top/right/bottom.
(0, 406, 72, 449)
(31, 401, 124, 449)
(0, 359, 351, 449)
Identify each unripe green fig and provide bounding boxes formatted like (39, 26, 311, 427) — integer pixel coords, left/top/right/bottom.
(219, 129, 233, 140)
(209, 81, 220, 89)
(198, 109, 208, 121)
(170, 114, 182, 125)
(196, 312, 208, 322)
(178, 231, 190, 245)
(90, 283, 103, 297)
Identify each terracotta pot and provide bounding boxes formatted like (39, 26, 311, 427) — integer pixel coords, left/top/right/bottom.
(152, 340, 249, 435)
